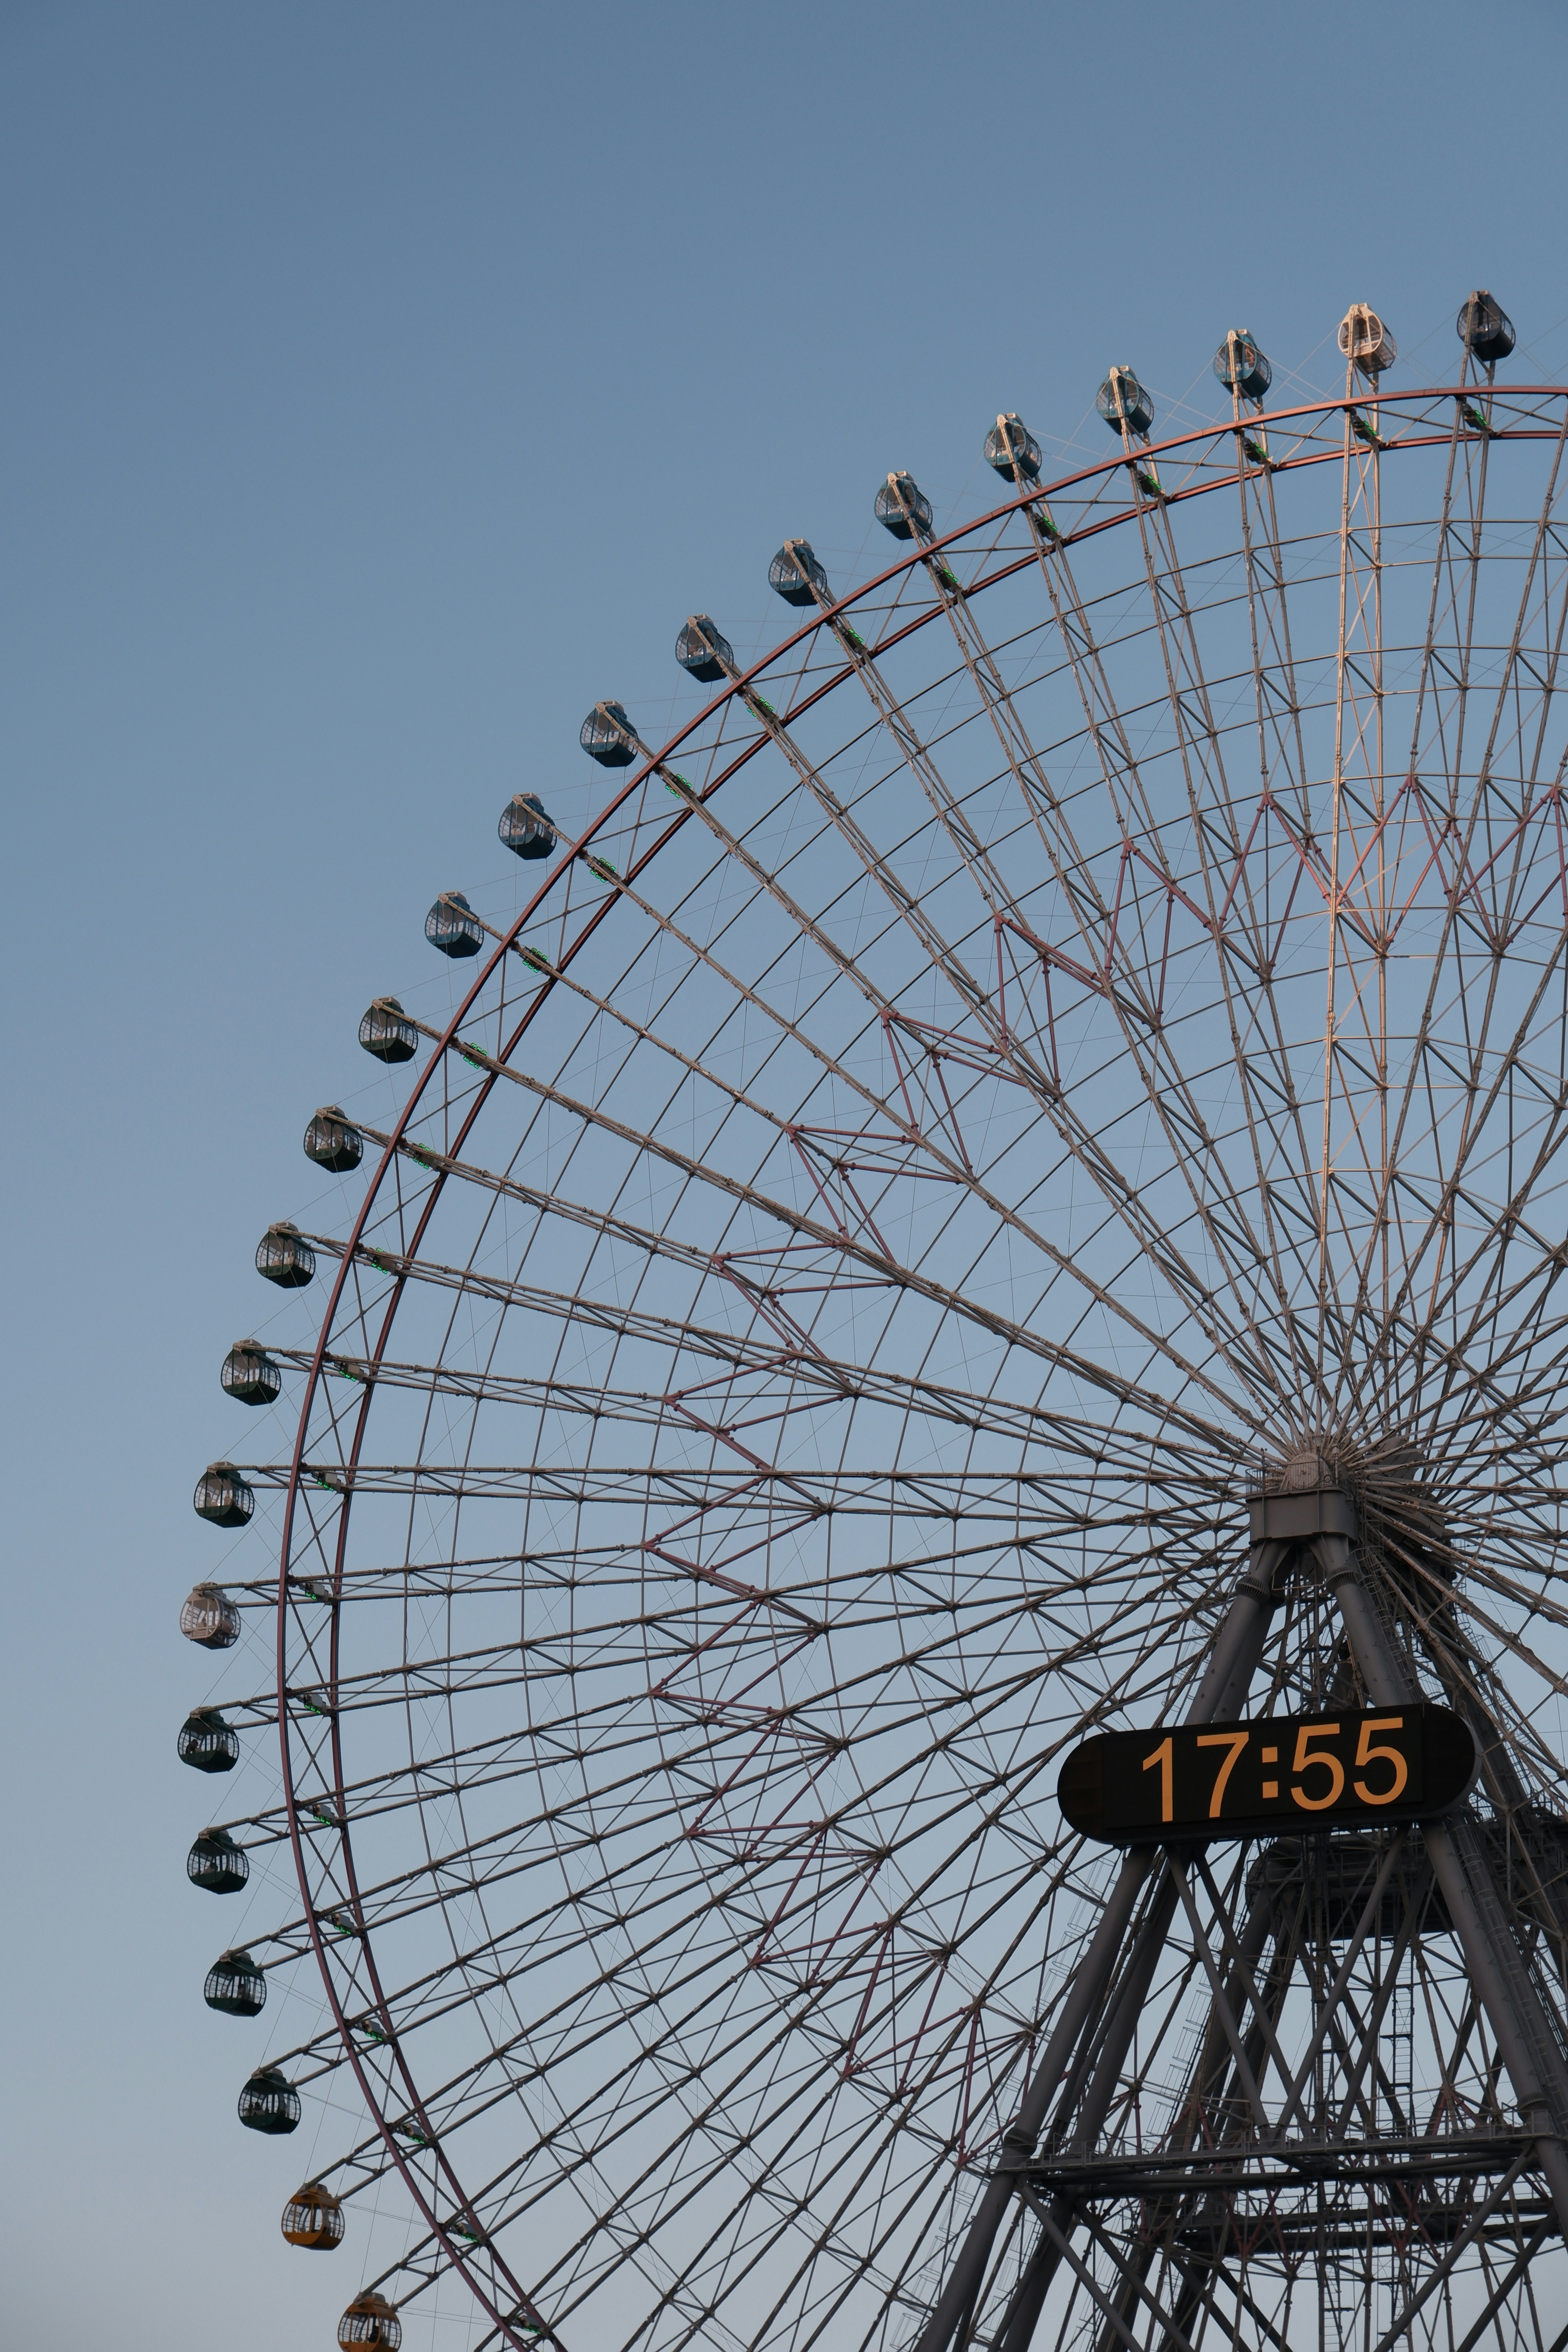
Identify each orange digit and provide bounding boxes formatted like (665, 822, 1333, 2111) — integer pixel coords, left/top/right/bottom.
(1143, 1737, 1174, 1823)
(1291, 1723, 1345, 1811)
(1353, 1716, 1408, 1805)
(1196, 1731, 1250, 1818)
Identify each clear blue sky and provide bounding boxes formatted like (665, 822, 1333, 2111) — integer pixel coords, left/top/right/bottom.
(4, 3, 1567, 2345)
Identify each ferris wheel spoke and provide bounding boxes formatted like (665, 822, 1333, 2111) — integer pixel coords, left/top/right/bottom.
(1402, 405, 1483, 784)
(779, 546, 1046, 949)
(877, 472, 1107, 895)
(1207, 463, 1350, 1419)
(457, 844, 1198, 1391)
(1356, 920, 1568, 1439)
(265, 1590, 1148, 1936)
(435, 940, 1246, 1396)
(497, 2022, 963, 2343)
(1459, 417, 1568, 799)
(267, 1495, 1221, 1675)
(1233, 394, 1315, 829)
(302, 1229, 848, 1385)
(256, 1862, 803, 2108)
(900, 486, 1321, 1412)
(1112, 488, 1339, 1403)
(310, 1882, 938, 2252)
(326, 1114, 1246, 1440)
(214, 1640, 589, 1741)
(261, 1734, 945, 1976)
(637, 2117, 943, 2352)
(1425, 1588, 1568, 1740)
(651, 596, 1300, 1405)
(1445, 1506, 1568, 1630)
(1332, 407, 1568, 1410)
(261, 1580, 1189, 2079)
(1354, 974, 1563, 1423)
(277, 1862, 851, 2105)
(249, 1460, 1221, 1523)
(258, 1552, 1210, 1918)
(612, 689, 1026, 1076)
(269, 1345, 687, 1427)
(180, 375, 1568, 2352)
(274, 1529, 1220, 1840)
(181, 1693, 650, 1852)
(1415, 1209, 1568, 1442)
(450, 869, 923, 1161)
(977, 507, 1328, 1406)
(253, 1456, 1208, 1603)
(296, 1879, 871, 2141)
(1316, 368, 1403, 1388)
(281, 1825, 1110, 2138)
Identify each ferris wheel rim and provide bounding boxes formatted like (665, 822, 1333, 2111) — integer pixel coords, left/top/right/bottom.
(276, 372, 1568, 1530)
(250, 369, 1568, 2346)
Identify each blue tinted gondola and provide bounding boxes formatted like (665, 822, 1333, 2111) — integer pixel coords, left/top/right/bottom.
(424, 893, 485, 958)
(188, 1825, 250, 1892)
(304, 1106, 365, 1171)
(874, 474, 933, 539)
(498, 793, 556, 860)
(205, 1947, 267, 2016)
(768, 541, 829, 606)
(984, 415, 1041, 480)
(579, 702, 639, 766)
(193, 1461, 255, 1528)
(1096, 369, 1154, 438)
(179, 1707, 241, 1773)
(221, 1340, 282, 1405)
(1212, 331, 1272, 400)
(255, 1221, 315, 1287)
(239, 2065, 301, 2134)
(675, 617, 735, 682)
(359, 997, 419, 1061)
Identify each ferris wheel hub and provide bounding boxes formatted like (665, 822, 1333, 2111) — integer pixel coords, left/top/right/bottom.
(191, 323, 1568, 2351)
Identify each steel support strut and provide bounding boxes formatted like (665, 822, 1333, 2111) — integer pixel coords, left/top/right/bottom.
(1321, 1532, 1568, 2226)
(908, 1464, 1568, 2352)
(909, 1550, 1283, 2352)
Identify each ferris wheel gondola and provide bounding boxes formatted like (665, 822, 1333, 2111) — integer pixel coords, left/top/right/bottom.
(177, 289, 1568, 2352)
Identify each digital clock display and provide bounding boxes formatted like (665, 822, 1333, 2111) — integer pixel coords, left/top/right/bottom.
(1056, 1703, 1476, 1845)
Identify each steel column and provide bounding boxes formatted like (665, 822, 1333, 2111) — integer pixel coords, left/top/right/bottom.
(1324, 1541, 1568, 2228)
(910, 1557, 1282, 2352)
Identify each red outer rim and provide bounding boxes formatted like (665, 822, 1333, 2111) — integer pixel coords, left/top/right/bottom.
(271, 379, 1568, 2343)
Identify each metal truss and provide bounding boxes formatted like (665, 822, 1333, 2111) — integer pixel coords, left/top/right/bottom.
(178, 332, 1568, 2352)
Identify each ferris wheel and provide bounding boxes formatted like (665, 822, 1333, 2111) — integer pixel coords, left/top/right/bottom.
(178, 287, 1568, 2352)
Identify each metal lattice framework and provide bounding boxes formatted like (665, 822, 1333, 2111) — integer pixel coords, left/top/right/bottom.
(183, 302, 1568, 2352)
